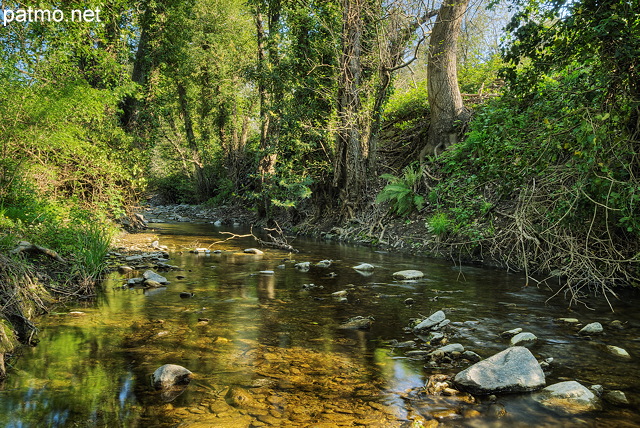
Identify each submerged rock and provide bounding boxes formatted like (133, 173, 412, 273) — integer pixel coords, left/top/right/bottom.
(534, 381, 599, 413)
(225, 386, 266, 409)
(243, 248, 264, 255)
(393, 270, 424, 280)
(603, 390, 629, 406)
(316, 259, 332, 267)
(454, 346, 545, 395)
(338, 316, 373, 330)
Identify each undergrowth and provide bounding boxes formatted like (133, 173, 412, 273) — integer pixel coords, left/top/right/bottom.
(423, 70, 640, 306)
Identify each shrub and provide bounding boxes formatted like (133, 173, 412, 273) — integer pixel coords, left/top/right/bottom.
(376, 165, 425, 217)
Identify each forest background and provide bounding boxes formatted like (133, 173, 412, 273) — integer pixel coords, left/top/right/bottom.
(0, 0, 639, 352)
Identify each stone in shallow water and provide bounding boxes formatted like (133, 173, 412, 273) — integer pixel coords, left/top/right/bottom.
(603, 390, 629, 406)
(393, 270, 424, 280)
(152, 364, 192, 390)
(413, 311, 446, 332)
(605, 345, 631, 359)
(143, 269, 168, 284)
(500, 327, 523, 338)
(454, 346, 545, 395)
(534, 381, 600, 413)
(243, 248, 264, 255)
(579, 322, 603, 335)
(353, 263, 375, 271)
(338, 316, 372, 330)
(434, 343, 465, 354)
(510, 332, 538, 347)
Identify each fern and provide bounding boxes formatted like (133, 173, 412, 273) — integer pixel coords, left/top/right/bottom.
(376, 166, 425, 216)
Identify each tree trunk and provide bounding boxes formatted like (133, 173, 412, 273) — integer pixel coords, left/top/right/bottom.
(121, 5, 154, 132)
(333, 0, 367, 218)
(424, 0, 470, 157)
(176, 80, 207, 197)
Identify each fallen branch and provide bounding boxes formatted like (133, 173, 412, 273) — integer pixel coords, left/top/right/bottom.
(10, 241, 66, 263)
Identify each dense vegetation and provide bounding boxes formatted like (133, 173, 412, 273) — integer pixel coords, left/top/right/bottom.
(0, 0, 638, 363)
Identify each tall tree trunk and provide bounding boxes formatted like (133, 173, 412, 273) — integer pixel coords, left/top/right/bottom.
(176, 80, 207, 197)
(121, 5, 154, 132)
(254, 2, 281, 218)
(333, 0, 366, 218)
(424, 0, 470, 157)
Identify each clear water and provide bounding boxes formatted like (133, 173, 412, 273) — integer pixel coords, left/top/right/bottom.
(1, 222, 639, 427)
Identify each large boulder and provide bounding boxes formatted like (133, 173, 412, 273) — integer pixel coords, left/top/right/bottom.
(534, 381, 600, 413)
(454, 347, 545, 395)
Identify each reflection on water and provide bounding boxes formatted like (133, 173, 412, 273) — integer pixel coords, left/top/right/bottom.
(1, 222, 639, 427)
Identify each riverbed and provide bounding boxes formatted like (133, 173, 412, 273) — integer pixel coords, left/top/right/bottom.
(1, 222, 638, 427)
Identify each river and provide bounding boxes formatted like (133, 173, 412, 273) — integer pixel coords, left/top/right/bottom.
(1, 222, 638, 427)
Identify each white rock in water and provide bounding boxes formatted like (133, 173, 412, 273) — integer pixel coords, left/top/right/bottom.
(244, 248, 264, 255)
(579, 322, 603, 335)
(510, 332, 538, 346)
(393, 270, 424, 280)
(534, 381, 600, 413)
(435, 343, 465, 354)
(556, 318, 580, 324)
(353, 263, 375, 271)
(413, 311, 446, 332)
(259, 270, 275, 275)
(332, 290, 348, 298)
(454, 347, 546, 395)
(316, 260, 332, 267)
(606, 345, 631, 359)
(152, 364, 193, 390)
(295, 262, 311, 271)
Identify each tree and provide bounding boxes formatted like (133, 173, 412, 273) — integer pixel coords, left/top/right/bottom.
(423, 0, 471, 157)
(332, 0, 439, 217)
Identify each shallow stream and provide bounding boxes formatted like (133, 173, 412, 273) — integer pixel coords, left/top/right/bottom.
(1, 222, 639, 427)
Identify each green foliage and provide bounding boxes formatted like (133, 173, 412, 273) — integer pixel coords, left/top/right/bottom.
(376, 166, 425, 217)
(458, 53, 503, 94)
(384, 81, 430, 123)
(0, 176, 116, 284)
(427, 213, 451, 235)
(150, 173, 198, 205)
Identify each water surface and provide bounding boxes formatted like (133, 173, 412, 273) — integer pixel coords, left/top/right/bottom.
(1, 222, 638, 427)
